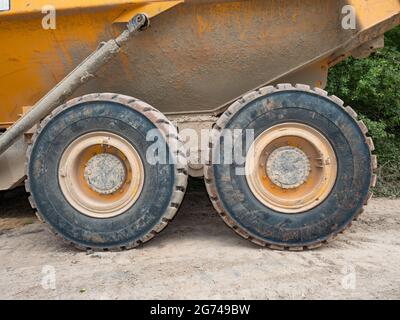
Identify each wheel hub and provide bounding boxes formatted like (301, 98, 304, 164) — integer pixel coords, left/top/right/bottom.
(245, 123, 337, 214)
(58, 132, 144, 219)
(84, 153, 126, 195)
(266, 146, 311, 189)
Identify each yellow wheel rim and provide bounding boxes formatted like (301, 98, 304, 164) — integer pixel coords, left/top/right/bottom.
(58, 132, 144, 218)
(245, 123, 337, 214)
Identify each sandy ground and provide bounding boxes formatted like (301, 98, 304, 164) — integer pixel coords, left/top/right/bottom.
(0, 180, 399, 300)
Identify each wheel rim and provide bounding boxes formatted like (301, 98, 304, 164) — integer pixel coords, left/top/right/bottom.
(58, 132, 144, 218)
(245, 123, 337, 213)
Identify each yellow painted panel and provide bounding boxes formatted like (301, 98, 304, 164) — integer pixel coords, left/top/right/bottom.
(348, 0, 400, 28)
(0, 0, 398, 127)
(0, 1, 183, 127)
(114, 1, 183, 22)
(0, 0, 178, 16)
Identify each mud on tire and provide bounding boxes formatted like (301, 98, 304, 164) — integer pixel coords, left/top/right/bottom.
(205, 84, 377, 250)
(26, 93, 188, 251)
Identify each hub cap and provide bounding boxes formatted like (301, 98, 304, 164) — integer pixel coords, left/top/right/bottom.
(266, 146, 311, 189)
(84, 153, 127, 195)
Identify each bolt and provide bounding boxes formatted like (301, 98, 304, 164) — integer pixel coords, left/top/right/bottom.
(59, 168, 67, 178)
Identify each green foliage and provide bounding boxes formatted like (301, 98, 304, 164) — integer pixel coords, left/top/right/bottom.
(326, 26, 400, 197)
(384, 25, 400, 51)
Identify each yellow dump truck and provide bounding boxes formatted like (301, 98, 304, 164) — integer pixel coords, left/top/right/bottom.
(0, 0, 399, 251)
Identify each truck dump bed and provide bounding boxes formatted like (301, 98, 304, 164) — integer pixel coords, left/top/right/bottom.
(0, 0, 399, 128)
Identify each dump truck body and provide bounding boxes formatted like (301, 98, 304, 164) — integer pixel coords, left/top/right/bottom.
(0, 0, 398, 250)
(0, 0, 399, 128)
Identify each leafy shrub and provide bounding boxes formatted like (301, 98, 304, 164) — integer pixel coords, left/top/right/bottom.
(326, 26, 400, 197)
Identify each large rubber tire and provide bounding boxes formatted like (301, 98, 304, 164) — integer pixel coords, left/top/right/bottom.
(26, 93, 188, 251)
(205, 84, 377, 250)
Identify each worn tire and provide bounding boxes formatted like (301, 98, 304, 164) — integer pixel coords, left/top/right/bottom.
(205, 84, 376, 250)
(26, 93, 188, 251)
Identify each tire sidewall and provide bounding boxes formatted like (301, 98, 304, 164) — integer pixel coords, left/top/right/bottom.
(29, 100, 175, 249)
(212, 90, 372, 247)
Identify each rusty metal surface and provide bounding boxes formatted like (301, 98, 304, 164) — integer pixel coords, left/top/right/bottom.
(0, 0, 399, 127)
(81, 0, 350, 114)
(0, 13, 148, 155)
(76, 0, 400, 115)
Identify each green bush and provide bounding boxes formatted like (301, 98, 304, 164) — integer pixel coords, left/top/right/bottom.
(326, 26, 400, 197)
